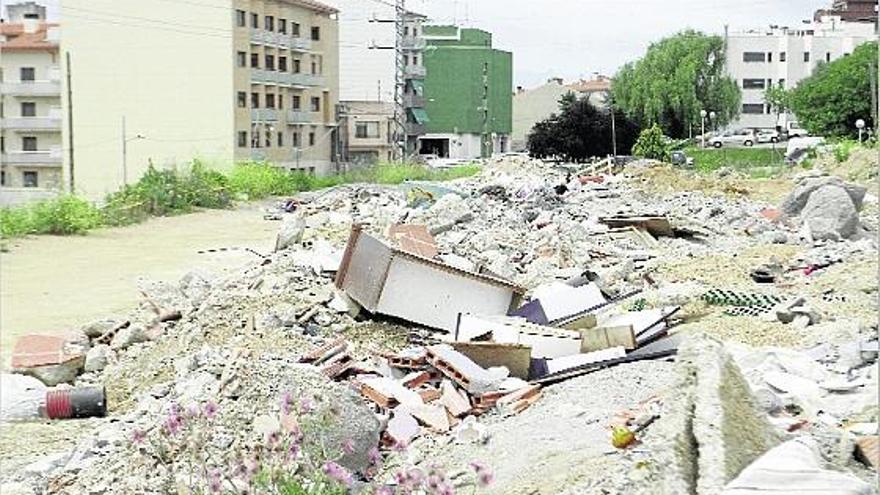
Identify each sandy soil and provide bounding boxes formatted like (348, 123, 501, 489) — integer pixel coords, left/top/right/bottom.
(0, 203, 278, 365)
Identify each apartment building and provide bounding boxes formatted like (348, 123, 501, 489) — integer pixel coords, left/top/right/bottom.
(814, 0, 878, 23)
(421, 26, 512, 159)
(0, 1, 63, 197)
(326, 0, 427, 158)
(62, 0, 339, 199)
(340, 100, 394, 165)
(725, 14, 876, 130)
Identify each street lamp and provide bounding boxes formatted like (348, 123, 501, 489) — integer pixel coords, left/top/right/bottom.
(709, 111, 717, 133)
(856, 119, 866, 143)
(121, 115, 146, 186)
(700, 110, 707, 148)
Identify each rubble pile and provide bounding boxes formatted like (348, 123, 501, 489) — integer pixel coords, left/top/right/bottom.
(1, 155, 877, 494)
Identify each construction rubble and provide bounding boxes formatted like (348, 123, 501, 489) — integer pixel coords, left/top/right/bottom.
(1, 155, 878, 494)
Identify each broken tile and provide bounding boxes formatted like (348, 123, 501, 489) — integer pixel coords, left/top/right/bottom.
(438, 380, 471, 417)
(401, 403, 450, 432)
(386, 408, 420, 447)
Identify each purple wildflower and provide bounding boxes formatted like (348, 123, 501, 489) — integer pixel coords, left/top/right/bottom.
(163, 412, 183, 436)
(286, 442, 300, 462)
(131, 429, 146, 445)
(470, 461, 493, 487)
(208, 470, 222, 493)
(203, 401, 218, 419)
(341, 438, 355, 455)
(299, 398, 315, 414)
(281, 392, 294, 415)
(407, 468, 425, 485)
(392, 439, 409, 452)
(375, 486, 394, 495)
(322, 461, 353, 488)
(368, 446, 382, 466)
(186, 404, 200, 418)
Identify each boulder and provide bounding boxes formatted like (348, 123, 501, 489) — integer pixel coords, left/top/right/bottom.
(110, 325, 149, 350)
(0, 373, 46, 420)
(781, 176, 867, 216)
(80, 318, 121, 339)
(11, 335, 86, 386)
(275, 215, 306, 252)
(800, 185, 860, 240)
(84, 344, 112, 372)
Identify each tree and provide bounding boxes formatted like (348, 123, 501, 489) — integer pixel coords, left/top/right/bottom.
(632, 124, 670, 161)
(763, 86, 791, 127)
(788, 42, 877, 138)
(612, 30, 741, 138)
(527, 95, 640, 162)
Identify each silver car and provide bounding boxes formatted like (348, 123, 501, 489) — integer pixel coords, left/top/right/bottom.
(708, 129, 756, 148)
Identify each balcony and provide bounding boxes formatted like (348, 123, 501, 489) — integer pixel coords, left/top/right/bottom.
(403, 65, 426, 79)
(0, 81, 61, 96)
(251, 109, 279, 122)
(287, 73, 323, 87)
(286, 111, 312, 124)
(403, 93, 426, 108)
(251, 70, 322, 87)
(2, 149, 63, 165)
(401, 36, 426, 50)
(249, 29, 312, 51)
(1, 116, 62, 131)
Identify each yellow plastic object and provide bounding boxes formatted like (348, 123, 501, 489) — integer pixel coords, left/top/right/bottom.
(612, 426, 636, 449)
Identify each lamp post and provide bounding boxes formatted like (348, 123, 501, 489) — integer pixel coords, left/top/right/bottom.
(856, 119, 866, 143)
(709, 111, 717, 133)
(700, 109, 707, 148)
(121, 115, 146, 186)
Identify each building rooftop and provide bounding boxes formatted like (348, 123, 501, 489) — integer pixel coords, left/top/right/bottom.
(282, 0, 339, 15)
(0, 21, 59, 51)
(567, 77, 611, 94)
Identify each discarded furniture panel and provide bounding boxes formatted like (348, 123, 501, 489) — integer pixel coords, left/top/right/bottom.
(456, 314, 583, 359)
(510, 282, 606, 326)
(451, 341, 532, 380)
(580, 324, 636, 352)
(545, 346, 626, 375)
(599, 215, 673, 237)
(336, 225, 524, 333)
(388, 224, 439, 259)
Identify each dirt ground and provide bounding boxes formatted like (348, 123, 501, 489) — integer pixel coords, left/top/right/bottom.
(0, 203, 278, 365)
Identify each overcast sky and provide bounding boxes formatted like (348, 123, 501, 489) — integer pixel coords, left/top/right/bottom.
(25, 0, 831, 87)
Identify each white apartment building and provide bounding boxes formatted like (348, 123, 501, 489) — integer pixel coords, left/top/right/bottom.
(0, 1, 63, 204)
(725, 15, 877, 130)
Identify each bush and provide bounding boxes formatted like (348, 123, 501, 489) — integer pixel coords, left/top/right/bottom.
(0, 195, 102, 238)
(228, 161, 298, 199)
(687, 146, 785, 173)
(833, 139, 857, 163)
(632, 124, 671, 161)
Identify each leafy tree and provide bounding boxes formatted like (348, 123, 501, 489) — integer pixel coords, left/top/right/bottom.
(763, 85, 791, 126)
(527, 94, 640, 162)
(612, 30, 741, 138)
(788, 42, 877, 138)
(632, 124, 671, 161)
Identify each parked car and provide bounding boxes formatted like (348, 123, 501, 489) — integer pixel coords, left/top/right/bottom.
(785, 122, 809, 138)
(756, 129, 781, 143)
(707, 129, 756, 148)
(669, 150, 694, 168)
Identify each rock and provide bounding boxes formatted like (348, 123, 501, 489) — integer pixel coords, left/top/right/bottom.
(0, 482, 35, 495)
(110, 325, 149, 350)
(781, 176, 867, 216)
(84, 345, 111, 372)
(174, 372, 220, 403)
(0, 373, 46, 420)
(80, 318, 121, 339)
(17, 358, 85, 387)
(275, 215, 306, 251)
(800, 185, 860, 240)
(23, 452, 70, 478)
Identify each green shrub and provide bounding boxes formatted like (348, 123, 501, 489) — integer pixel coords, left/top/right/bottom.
(833, 139, 857, 163)
(632, 124, 671, 161)
(228, 161, 298, 199)
(687, 147, 784, 173)
(0, 205, 34, 238)
(0, 195, 102, 238)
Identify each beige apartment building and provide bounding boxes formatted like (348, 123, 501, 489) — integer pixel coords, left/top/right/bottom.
(341, 100, 395, 165)
(0, 1, 63, 201)
(62, 0, 339, 199)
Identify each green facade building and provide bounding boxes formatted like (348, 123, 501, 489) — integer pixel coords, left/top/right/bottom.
(419, 26, 512, 159)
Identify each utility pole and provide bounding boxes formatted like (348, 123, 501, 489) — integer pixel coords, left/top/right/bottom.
(369, 0, 407, 161)
(481, 61, 489, 158)
(610, 107, 617, 158)
(65, 51, 75, 193)
(121, 116, 127, 186)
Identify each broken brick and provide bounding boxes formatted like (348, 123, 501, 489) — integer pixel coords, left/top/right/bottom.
(438, 380, 472, 417)
(388, 224, 439, 259)
(11, 334, 83, 368)
(855, 436, 879, 471)
(300, 338, 347, 364)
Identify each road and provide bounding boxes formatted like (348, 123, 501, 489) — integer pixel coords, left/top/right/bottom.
(0, 203, 278, 365)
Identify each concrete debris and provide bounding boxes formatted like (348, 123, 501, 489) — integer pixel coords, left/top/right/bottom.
(83, 344, 112, 373)
(11, 334, 86, 386)
(0, 373, 46, 421)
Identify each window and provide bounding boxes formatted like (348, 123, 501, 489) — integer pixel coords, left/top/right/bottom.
(237, 51, 247, 67)
(250, 13, 259, 28)
(308, 131, 316, 146)
(293, 59, 301, 73)
(1, 170, 5, 186)
(265, 54, 275, 70)
(825, 52, 831, 62)
(292, 95, 301, 110)
(265, 130, 272, 148)
(22, 171, 38, 188)
(412, 54, 419, 65)
(804, 52, 810, 62)
(742, 52, 766, 62)
(251, 53, 260, 68)
(780, 52, 786, 62)
(20, 67, 35, 81)
(237, 91, 247, 108)
(21, 102, 36, 117)
(742, 103, 765, 114)
(742, 79, 765, 89)
(279, 19, 287, 34)
(277, 132, 284, 147)
(404, 26, 410, 36)
(355, 121, 380, 139)
(266, 93, 275, 109)
(265, 16, 274, 32)
(778, 79, 785, 87)
(412, 27, 418, 37)
(22, 136, 37, 151)
(292, 22, 301, 37)
(236, 10, 246, 27)
(767, 52, 773, 62)
(278, 95, 284, 108)
(310, 96, 320, 112)
(237, 131, 248, 147)
(279, 56, 288, 72)
(311, 26, 320, 41)
(292, 131, 301, 147)
(311, 60, 317, 75)
(251, 92, 260, 108)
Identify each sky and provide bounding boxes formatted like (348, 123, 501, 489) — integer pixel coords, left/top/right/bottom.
(25, 0, 831, 87)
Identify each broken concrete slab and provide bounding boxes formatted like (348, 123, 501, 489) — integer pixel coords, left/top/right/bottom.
(336, 225, 524, 333)
(425, 344, 503, 395)
(438, 380, 472, 417)
(450, 341, 532, 380)
(580, 324, 636, 352)
(400, 403, 450, 432)
(722, 437, 874, 494)
(545, 347, 626, 374)
(386, 408, 420, 447)
(11, 335, 86, 386)
(360, 376, 424, 409)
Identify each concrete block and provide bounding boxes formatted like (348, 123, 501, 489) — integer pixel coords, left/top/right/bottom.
(438, 380, 471, 417)
(426, 344, 502, 395)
